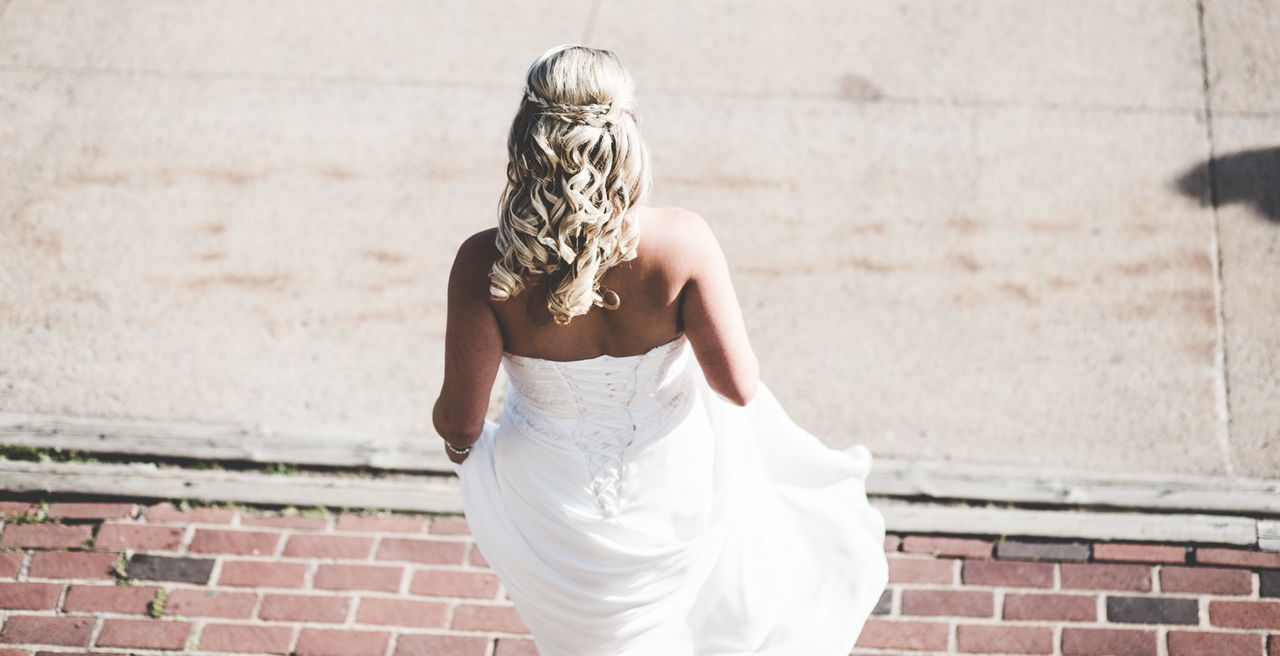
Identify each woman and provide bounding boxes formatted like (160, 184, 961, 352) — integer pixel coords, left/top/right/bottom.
(433, 44, 888, 655)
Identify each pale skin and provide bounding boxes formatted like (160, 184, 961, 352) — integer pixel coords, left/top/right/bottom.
(432, 205, 759, 464)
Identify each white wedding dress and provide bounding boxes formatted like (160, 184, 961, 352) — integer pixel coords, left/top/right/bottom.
(458, 333, 888, 655)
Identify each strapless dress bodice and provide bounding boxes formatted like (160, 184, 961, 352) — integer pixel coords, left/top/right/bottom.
(499, 333, 695, 517)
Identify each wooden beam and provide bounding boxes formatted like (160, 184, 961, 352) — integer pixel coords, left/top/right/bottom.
(874, 499, 1259, 547)
(0, 412, 453, 472)
(3, 411, 1278, 517)
(0, 460, 462, 514)
(0, 460, 1272, 550)
(866, 459, 1280, 515)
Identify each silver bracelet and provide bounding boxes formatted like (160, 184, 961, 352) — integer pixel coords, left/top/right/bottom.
(444, 439, 473, 455)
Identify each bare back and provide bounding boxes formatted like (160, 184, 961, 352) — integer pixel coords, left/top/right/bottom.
(488, 206, 689, 362)
(433, 205, 759, 451)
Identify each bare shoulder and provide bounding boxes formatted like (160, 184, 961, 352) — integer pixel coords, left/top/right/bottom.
(449, 228, 499, 296)
(457, 227, 499, 262)
(637, 206, 718, 258)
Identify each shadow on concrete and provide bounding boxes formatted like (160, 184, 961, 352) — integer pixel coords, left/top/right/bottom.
(1176, 146, 1280, 223)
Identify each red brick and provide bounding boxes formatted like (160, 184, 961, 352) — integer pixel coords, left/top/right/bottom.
(903, 536, 994, 559)
(219, 559, 308, 588)
(336, 513, 428, 533)
(1198, 547, 1280, 570)
(144, 502, 235, 524)
(95, 523, 183, 550)
(376, 538, 466, 565)
(259, 593, 350, 623)
(314, 564, 403, 592)
(189, 528, 281, 556)
(854, 618, 950, 651)
(428, 516, 471, 535)
(1208, 600, 1280, 629)
(1061, 563, 1152, 591)
(284, 534, 372, 559)
(295, 628, 389, 656)
(0, 552, 23, 578)
(0, 615, 95, 646)
(355, 596, 448, 628)
(901, 589, 994, 617)
(469, 545, 489, 567)
(957, 624, 1053, 654)
(28, 551, 118, 579)
(887, 555, 955, 584)
(494, 639, 539, 656)
(410, 568, 500, 598)
(96, 618, 192, 649)
(1062, 627, 1157, 656)
(47, 503, 136, 520)
(1003, 593, 1097, 621)
(0, 523, 93, 548)
(451, 604, 529, 633)
(393, 634, 488, 656)
(1270, 634, 1280, 656)
(63, 584, 160, 614)
(240, 513, 329, 530)
(1161, 565, 1252, 595)
(962, 559, 1054, 588)
(1093, 542, 1187, 563)
(165, 589, 256, 618)
(0, 582, 61, 610)
(1168, 630, 1264, 656)
(0, 649, 29, 656)
(0, 502, 38, 519)
(199, 623, 293, 654)
(33, 652, 122, 656)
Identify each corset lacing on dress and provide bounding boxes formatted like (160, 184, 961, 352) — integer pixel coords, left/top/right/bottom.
(502, 334, 694, 519)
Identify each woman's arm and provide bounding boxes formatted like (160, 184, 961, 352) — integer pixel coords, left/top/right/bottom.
(677, 211, 760, 406)
(432, 230, 504, 461)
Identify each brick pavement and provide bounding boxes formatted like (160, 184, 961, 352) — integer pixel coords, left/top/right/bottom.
(0, 500, 1276, 655)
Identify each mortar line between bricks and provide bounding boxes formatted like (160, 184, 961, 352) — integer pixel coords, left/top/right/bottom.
(86, 613, 105, 653)
(1195, 0, 1235, 480)
(381, 626, 399, 656)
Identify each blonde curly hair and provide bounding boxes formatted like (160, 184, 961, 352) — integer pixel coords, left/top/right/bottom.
(488, 44, 652, 325)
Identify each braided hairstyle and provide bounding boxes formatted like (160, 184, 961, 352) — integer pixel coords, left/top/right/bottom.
(488, 44, 652, 325)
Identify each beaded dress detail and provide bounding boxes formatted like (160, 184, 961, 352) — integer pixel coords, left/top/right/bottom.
(457, 333, 888, 656)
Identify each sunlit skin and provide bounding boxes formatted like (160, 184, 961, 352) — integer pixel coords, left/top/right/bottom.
(432, 205, 759, 464)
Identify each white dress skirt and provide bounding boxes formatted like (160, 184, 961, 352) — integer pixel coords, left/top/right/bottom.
(457, 333, 888, 655)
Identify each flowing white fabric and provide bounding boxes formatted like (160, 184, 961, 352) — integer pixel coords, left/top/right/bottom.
(457, 333, 888, 655)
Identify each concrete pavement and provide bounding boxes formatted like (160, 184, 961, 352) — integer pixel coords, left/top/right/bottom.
(0, 0, 1276, 478)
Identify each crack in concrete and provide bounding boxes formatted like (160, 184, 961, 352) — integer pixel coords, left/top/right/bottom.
(1195, 0, 1234, 477)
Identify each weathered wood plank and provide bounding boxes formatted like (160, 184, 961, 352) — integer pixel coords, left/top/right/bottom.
(0, 460, 1265, 547)
(874, 499, 1259, 546)
(3, 411, 1278, 517)
(1259, 520, 1280, 553)
(0, 412, 453, 472)
(865, 459, 1280, 515)
(0, 460, 462, 513)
